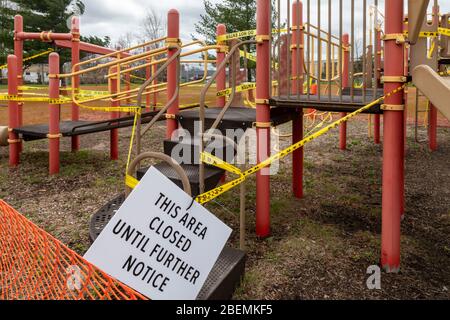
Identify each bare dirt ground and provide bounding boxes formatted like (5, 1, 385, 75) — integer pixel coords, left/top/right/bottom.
(0, 109, 449, 300)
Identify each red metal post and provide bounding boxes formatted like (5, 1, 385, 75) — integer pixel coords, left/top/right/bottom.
(340, 34, 350, 150)
(374, 28, 382, 144)
(216, 24, 227, 108)
(429, 6, 439, 152)
(146, 56, 151, 111)
(166, 9, 180, 139)
(8, 55, 20, 167)
(152, 57, 158, 110)
(429, 105, 438, 151)
(110, 67, 119, 161)
(126, 72, 131, 113)
(381, 0, 405, 273)
(48, 53, 61, 175)
(292, 1, 304, 199)
(71, 16, 80, 152)
(14, 16, 23, 153)
(255, 0, 271, 237)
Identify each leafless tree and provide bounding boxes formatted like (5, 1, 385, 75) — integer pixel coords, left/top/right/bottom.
(115, 32, 136, 51)
(141, 7, 165, 49)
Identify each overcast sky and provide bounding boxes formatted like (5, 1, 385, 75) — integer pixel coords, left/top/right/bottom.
(78, 0, 450, 44)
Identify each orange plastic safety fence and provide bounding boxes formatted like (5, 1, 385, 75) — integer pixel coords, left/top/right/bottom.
(0, 200, 147, 300)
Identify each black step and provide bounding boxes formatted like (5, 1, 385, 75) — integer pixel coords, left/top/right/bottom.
(89, 194, 246, 300)
(341, 87, 384, 96)
(12, 111, 162, 141)
(178, 106, 297, 136)
(137, 163, 224, 197)
(270, 94, 383, 114)
(164, 137, 237, 166)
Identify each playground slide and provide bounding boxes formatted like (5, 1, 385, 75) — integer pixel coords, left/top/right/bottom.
(0, 126, 7, 146)
(412, 65, 450, 121)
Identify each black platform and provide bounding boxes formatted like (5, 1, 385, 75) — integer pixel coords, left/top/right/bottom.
(13, 111, 161, 141)
(270, 93, 384, 114)
(178, 106, 298, 134)
(137, 163, 224, 197)
(89, 194, 246, 300)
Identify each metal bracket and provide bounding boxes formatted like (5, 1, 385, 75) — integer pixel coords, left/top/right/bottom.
(255, 98, 270, 105)
(381, 76, 407, 83)
(165, 114, 177, 120)
(256, 35, 270, 44)
(291, 25, 305, 31)
(47, 133, 62, 139)
(254, 122, 272, 128)
(165, 38, 181, 49)
(217, 45, 229, 53)
(290, 44, 304, 50)
(381, 104, 405, 111)
(382, 33, 407, 44)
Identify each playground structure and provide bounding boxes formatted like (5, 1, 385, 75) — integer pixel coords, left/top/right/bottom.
(1, 0, 450, 300)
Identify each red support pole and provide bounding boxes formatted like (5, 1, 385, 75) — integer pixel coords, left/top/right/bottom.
(255, 0, 271, 237)
(166, 9, 180, 139)
(152, 57, 158, 110)
(216, 24, 227, 108)
(16, 31, 72, 41)
(340, 34, 350, 150)
(429, 5, 439, 152)
(110, 67, 119, 161)
(71, 16, 80, 152)
(8, 55, 20, 167)
(429, 104, 438, 151)
(403, 16, 409, 150)
(14, 15, 23, 153)
(125, 72, 131, 116)
(381, 0, 405, 273)
(291, 1, 304, 199)
(48, 53, 60, 175)
(146, 56, 151, 111)
(374, 29, 382, 144)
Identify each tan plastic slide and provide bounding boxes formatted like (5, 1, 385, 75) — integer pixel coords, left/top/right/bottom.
(0, 126, 8, 147)
(412, 65, 450, 121)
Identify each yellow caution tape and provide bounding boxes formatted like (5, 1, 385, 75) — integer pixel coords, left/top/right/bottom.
(19, 86, 48, 91)
(438, 27, 450, 37)
(239, 50, 257, 62)
(217, 30, 257, 42)
(195, 84, 407, 204)
(216, 82, 257, 97)
(129, 74, 147, 82)
(126, 174, 140, 189)
(217, 28, 288, 42)
(126, 84, 408, 201)
(404, 27, 450, 38)
(0, 94, 71, 104)
(0, 49, 54, 70)
(19, 86, 110, 97)
(201, 152, 243, 177)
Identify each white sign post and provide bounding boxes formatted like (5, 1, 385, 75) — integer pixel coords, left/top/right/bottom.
(84, 166, 232, 300)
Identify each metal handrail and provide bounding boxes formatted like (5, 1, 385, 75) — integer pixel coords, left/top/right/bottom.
(110, 44, 219, 103)
(135, 47, 182, 155)
(126, 152, 191, 197)
(198, 39, 257, 194)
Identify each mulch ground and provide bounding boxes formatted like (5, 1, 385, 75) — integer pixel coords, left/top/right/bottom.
(0, 115, 449, 300)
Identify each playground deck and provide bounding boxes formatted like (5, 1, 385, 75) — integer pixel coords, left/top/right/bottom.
(270, 94, 384, 114)
(12, 111, 159, 141)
